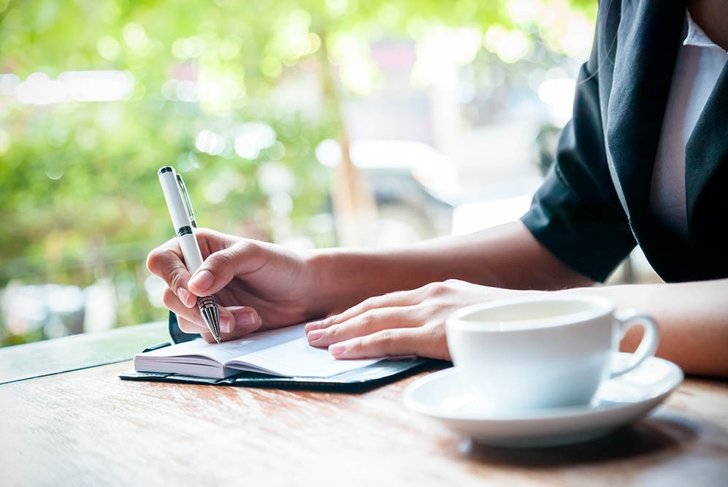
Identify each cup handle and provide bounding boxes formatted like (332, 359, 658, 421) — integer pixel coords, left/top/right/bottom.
(610, 310, 660, 378)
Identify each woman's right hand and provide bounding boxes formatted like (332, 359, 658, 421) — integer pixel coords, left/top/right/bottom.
(146, 228, 315, 343)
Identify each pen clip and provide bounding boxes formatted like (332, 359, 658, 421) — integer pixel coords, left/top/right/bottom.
(143, 341, 171, 353)
(176, 174, 197, 228)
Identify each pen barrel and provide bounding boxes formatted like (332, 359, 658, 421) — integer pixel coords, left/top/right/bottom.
(159, 168, 190, 231)
(178, 232, 204, 273)
(158, 166, 220, 342)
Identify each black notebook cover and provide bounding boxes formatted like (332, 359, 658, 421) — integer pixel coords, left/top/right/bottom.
(119, 358, 435, 392)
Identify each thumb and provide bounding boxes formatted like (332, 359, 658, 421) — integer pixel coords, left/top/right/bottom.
(188, 242, 263, 295)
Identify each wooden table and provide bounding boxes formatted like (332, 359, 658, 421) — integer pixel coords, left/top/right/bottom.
(1, 327, 727, 487)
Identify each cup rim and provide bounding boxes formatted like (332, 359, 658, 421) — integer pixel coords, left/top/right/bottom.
(447, 294, 615, 333)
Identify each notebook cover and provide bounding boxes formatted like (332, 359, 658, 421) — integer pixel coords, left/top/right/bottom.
(119, 358, 442, 392)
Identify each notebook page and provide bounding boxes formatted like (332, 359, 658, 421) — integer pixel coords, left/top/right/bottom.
(136, 323, 380, 378)
(227, 336, 378, 377)
(137, 324, 304, 366)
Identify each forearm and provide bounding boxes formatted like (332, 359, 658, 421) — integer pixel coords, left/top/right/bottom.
(305, 221, 591, 316)
(563, 280, 728, 377)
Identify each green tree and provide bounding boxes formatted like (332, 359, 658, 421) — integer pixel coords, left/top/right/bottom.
(0, 0, 595, 344)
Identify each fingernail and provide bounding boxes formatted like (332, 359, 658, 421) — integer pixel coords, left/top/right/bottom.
(305, 321, 323, 332)
(307, 330, 324, 342)
(329, 343, 346, 358)
(235, 310, 259, 330)
(189, 270, 214, 292)
(220, 315, 234, 333)
(177, 288, 194, 308)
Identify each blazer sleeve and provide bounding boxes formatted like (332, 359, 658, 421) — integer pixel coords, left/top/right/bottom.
(521, 7, 637, 282)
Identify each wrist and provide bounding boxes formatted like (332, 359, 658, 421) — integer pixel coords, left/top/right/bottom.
(302, 248, 394, 318)
(301, 249, 341, 318)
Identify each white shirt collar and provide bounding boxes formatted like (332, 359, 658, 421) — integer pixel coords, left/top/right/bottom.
(684, 11, 727, 54)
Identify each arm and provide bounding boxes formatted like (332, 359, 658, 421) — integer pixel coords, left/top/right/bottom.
(306, 246, 728, 377)
(304, 221, 591, 317)
(576, 280, 728, 377)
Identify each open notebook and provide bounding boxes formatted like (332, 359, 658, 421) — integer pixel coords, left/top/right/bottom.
(134, 324, 394, 380)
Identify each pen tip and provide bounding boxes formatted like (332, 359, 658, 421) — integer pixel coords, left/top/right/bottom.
(158, 166, 174, 175)
(199, 296, 221, 344)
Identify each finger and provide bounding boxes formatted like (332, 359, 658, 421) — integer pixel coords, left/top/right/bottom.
(177, 315, 210, 337)
(199, 330, 217, 343)
(179, 312, 255, 344)
(147, 242, 196, 308)
(307, 306, 425, 348)
(226, 306, 264, 334)
(187, 240, 266, 296)
(193, 227, 238, 259)
(305, 290, 421, 333)
(182, 315, 257, 344)
(335, 290, 423, 323)
(163, 287, 234, 335)
(328, 327, 447, 360)
(171, 298, 263, 343)
(214, 309, 263, 342)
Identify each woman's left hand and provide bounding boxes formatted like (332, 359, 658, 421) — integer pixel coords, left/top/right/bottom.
(304, 279, 540, 360)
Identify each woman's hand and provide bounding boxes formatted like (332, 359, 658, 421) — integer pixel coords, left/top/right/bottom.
(305, 279, 540, 360)
(146, 228, 314, 343)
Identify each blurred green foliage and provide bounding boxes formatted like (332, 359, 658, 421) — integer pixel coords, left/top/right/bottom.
(0, 0, 595, 345)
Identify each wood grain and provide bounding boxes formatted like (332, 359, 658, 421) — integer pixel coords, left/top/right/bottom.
(1, 360, 727, 487)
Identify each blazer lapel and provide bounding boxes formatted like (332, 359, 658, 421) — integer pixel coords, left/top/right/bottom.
(685, 61, 728, 232)
(604, 0, 685, 232)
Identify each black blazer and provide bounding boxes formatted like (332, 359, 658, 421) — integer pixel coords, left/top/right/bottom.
(521, 0, 728, 283)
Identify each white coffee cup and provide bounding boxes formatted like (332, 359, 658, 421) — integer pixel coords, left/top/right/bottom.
(446, 295, 660, 411)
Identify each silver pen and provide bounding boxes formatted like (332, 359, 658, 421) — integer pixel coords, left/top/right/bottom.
(158, 166, 221, 342)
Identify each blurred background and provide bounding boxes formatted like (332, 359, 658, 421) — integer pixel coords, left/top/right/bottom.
(0, 0, 607, 347)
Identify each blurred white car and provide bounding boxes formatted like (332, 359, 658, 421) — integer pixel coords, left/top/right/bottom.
(316, 139, 459, 242)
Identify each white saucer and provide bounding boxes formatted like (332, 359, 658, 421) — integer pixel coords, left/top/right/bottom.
(404, 354, 683, 448)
